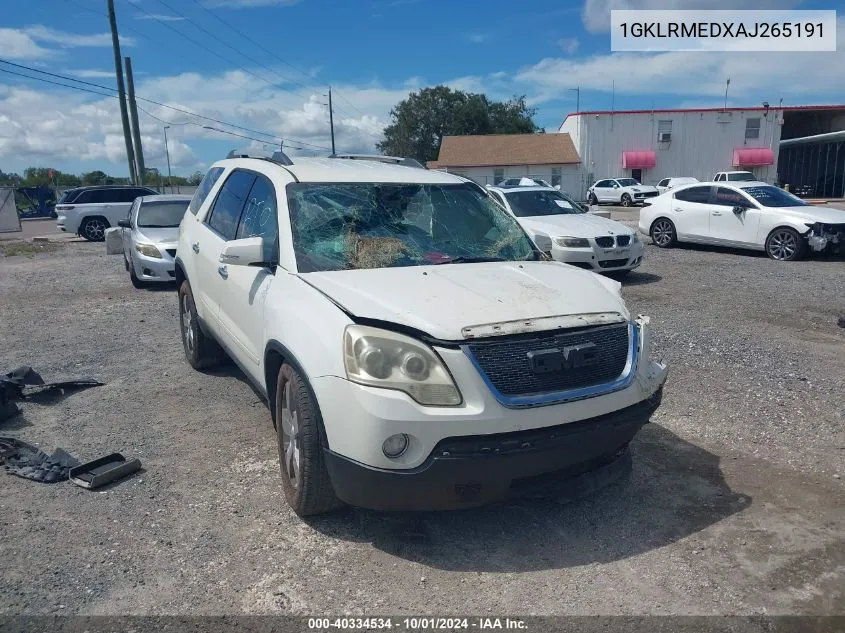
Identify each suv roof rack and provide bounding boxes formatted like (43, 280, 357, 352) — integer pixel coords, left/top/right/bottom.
(226, 148, 293, 166)
(328, 154, 426, 169)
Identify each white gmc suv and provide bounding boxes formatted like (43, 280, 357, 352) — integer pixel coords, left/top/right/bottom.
(176, 151, 668, 516)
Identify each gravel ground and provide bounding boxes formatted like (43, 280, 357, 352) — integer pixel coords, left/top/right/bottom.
(0, 237, 843, 617)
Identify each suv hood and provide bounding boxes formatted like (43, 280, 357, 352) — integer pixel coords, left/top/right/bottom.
(519, 213, 634, 239)
(299, 261, 629, 340)
(629, 185, 658, 193)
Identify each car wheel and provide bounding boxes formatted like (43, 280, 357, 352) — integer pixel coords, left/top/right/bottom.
(650, 218, 677, 248)
(589, 193, 598, 205)
(620, 193, 633, 207)
(765, 227, 806, 261)
(129, 262, 146, 289)
(276, 363, 341, 517)
(79, 216, 109, 242)
(178, 280, 224, 370)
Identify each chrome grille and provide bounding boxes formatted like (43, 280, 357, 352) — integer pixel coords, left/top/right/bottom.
(465, 323, 630, 398)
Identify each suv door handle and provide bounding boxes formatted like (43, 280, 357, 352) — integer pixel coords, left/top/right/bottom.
(192, 242, 200, 254)
(217, 265, 228, 279)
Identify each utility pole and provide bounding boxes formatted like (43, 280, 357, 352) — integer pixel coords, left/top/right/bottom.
(328, 86, 336, 155)
(124, 56, 145, 185)
(724, 77, 731, 111)
(107, 0, 137, 184)
(569, 86, 580, 113)
(163, 125, 173, 193)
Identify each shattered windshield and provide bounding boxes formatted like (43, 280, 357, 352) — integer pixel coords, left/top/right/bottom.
(287, 182, 540, 272)
(505, 190, 586, 217)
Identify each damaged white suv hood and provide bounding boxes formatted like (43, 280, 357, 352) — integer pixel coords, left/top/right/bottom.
(299, 260, 629, 341)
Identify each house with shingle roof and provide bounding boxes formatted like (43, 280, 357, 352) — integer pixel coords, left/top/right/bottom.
(427, 133, 585, 196)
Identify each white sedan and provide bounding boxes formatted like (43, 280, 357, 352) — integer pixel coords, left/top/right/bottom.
(488, 185, 644, 275)
(588, 178, 659, 207)
(639, 182, 845, 261)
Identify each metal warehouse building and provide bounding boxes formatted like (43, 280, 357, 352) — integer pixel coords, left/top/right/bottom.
(559, 104, 845, 199)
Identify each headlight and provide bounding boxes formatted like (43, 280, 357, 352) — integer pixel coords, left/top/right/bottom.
(343, 325, 462, 406)
(554, 236, 590, 248)
(135, 243, 162, 258)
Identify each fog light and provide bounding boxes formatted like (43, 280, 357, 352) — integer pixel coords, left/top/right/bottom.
(382, 433, 409, 458)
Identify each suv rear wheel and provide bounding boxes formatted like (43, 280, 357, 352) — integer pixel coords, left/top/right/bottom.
(178, 280, 224, 369)
(276, 363, 341, 516)
(79, 216, 109, 242)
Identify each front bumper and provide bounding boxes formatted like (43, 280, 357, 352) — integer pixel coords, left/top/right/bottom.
(324, 390, 661, 511)
(131, 247, 177, 282)
(550, 240, 645, 272)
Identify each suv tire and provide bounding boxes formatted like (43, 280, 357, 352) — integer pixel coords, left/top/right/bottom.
(589, 192, 598, 205)
(79, 216, 109, 242)
(620, 193, 633, 207)
(276, 363, 341, 516)
(178, 280, 224, 369)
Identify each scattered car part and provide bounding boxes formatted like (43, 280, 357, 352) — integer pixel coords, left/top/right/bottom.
(0, 366, 103, 422)
(69, 453, 142, 490)
(0, 437, 79, 483)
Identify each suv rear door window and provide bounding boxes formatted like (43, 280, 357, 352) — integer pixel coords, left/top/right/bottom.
(189, 167, 226, 215)
(674, 186, 712, 203)
(205, 170, 256, 240)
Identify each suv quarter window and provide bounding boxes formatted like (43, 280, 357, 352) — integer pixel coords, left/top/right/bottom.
(674, 185, 712, 204)
(236, 174, 279, 263)
(205, 169, 257, 240)
(189, 167, 226, 216)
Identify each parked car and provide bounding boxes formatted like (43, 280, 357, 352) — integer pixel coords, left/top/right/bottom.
(640, 181, 845, 261)
(176, 151, 668, 516)
(497, 177, 553, 188)
(56, 186, 157, 241)
(118, 194, 192, 288)
(588, 178, 659, 207)
(713, 171, 757, 182)
(656, 177, 699, 194)
(488, 185, 644, 276)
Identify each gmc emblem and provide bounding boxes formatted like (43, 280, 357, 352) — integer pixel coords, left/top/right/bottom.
(527, 343, 599, 374)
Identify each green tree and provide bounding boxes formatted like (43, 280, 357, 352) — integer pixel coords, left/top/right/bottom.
(0, 170, 22, 186)
(81, 170, 108, 186)
(377, 86, 539, 163)
(187, 171, 204, 186)
(57, 173, 81, 187)
(22, 167, 61, 187)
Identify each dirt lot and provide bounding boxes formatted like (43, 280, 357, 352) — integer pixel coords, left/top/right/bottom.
(0, 235, 843, 616)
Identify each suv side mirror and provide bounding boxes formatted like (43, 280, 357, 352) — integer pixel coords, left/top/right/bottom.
(117, 219, 131, 229)
(219, 236, 265, 266)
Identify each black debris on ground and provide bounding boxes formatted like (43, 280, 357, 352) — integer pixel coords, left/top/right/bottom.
(0, 437, 79, 483)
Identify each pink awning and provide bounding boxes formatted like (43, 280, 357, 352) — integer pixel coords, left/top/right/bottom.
(733, 148, 774, 166)
(622, 151, 656, 169)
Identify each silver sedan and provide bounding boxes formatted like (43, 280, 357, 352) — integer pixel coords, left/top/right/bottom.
(118, 194, 191, 288)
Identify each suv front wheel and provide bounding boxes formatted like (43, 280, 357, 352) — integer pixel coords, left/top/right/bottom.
(178, 280, 224, 369)
(275, 363, 341, 516)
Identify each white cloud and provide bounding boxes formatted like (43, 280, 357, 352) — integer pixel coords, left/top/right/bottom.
(557, 37, 580, 54)
(66, 69, 118, 79)
(0, 29, 54, 60)
(23, 25, 135, 48)
(515, 18, 845, 104)
(464, 32, 488, 43)
(581, 0, 801, 32)
(134, 13, 186, 22)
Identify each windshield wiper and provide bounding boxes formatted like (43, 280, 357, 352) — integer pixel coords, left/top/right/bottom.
(432, 256, 507, 265)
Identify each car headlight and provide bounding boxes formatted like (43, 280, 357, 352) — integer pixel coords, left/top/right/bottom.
(135, 243, 162, 258)
(554, 236, 590, 248)
(343, 325, 462, 406)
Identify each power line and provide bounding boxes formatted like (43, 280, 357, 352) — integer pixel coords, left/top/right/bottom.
(186, 0, 360, 119)
(0, 59, 333, 151)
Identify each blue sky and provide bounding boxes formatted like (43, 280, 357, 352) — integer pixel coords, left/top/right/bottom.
(0, 0, 843, 177)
